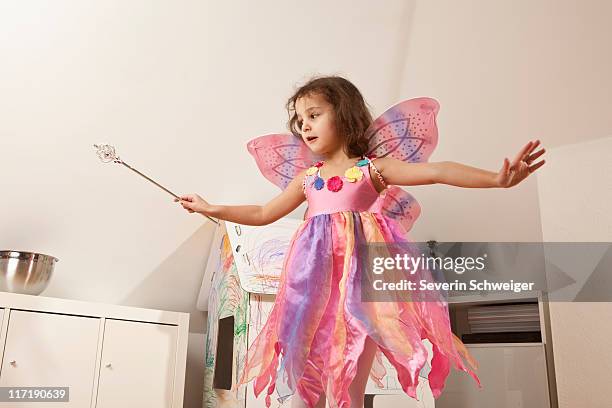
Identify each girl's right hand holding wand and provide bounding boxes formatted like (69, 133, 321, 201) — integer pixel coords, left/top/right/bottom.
(175, 194, 214, 216)
(175, 171, 307, 226)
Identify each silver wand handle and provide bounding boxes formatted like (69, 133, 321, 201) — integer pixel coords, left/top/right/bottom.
(120, 161, 180, 198)
(94, 144, 219, 225)
(120, 162, 220, 224)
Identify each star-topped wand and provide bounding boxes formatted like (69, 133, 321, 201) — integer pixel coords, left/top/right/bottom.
(93, 144, 219, 224)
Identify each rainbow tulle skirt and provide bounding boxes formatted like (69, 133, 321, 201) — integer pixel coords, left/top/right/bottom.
(237, 211, 480, 407)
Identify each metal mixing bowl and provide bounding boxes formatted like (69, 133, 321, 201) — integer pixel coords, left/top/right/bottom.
(0, 250, 58, 295)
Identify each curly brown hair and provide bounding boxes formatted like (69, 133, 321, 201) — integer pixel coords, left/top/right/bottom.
(286, 76, 373, 158)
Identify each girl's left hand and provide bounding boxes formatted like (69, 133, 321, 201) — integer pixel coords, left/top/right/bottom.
(496, 140, 546, 188)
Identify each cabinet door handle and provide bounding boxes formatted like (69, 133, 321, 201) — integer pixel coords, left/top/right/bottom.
(105, 363, 112, 368)
(10, 360, 16, 367)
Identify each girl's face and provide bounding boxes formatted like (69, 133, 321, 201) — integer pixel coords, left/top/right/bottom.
(295, 93, 342, 156)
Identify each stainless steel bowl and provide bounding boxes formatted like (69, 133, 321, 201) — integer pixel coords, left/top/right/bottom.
(0, 250, 58, 295)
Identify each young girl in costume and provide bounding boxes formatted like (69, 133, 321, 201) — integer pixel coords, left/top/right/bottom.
(177, 76, 546, 408)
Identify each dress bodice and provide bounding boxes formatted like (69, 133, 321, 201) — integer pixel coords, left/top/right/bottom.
(303, 157, 383, 219)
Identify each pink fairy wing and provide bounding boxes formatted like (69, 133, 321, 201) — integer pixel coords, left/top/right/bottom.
(366, 97, 439, 162)
(379, 186, 422, 233)
(247, 133, 322, 190)
(367, 97, 439, 232)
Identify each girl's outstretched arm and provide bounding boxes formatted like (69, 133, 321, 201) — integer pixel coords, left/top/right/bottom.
(374, 140, 546, 189)
(177, 169, 307, 226)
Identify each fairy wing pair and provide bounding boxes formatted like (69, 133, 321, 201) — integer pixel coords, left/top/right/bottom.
(247, 97, 440, 233)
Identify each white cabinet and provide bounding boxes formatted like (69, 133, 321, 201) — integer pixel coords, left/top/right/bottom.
(442, 293, 557, 408)
(96, 319, 178, 408)
(436, 344, 551, 408)
(0, 292, 189, 408)
(0, 311, 101, 407)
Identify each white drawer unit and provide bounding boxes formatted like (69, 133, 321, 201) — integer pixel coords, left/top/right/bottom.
(0, 292, 189, 408)
(0, 310, 100, 407)
(96, 319, 178, 408)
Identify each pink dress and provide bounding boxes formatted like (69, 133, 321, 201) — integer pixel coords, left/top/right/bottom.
(237, 158, 480, 407)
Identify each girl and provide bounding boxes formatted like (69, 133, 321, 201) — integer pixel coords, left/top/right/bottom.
(177, 76, 546, 408)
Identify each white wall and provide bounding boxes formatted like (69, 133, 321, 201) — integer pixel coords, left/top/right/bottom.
(0, 0, 417, 298)
(399, 0, 611, 244)
(537, 137, 612, 408)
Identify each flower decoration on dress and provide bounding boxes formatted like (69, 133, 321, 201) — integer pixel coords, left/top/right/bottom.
(344, 166, 364, 183)
(314, 177, 325, 190)
(306, 166, 319, 176)
(356, 158, 370, 167)
(327, 176, 343, 192)
(314, 161, 324, 168)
